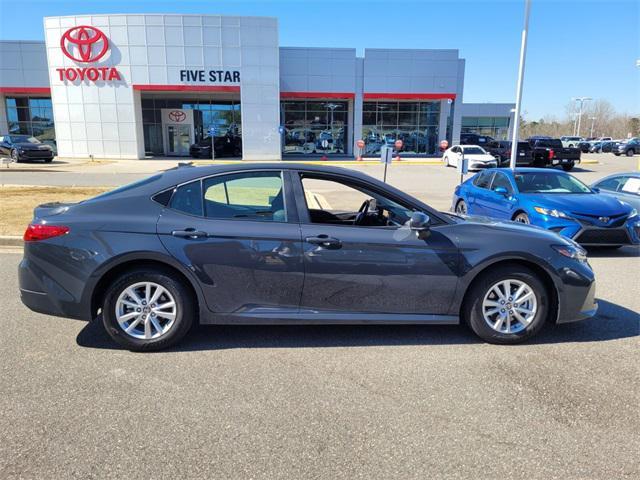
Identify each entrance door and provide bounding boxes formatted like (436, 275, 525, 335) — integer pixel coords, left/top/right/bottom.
(166, 125, 191, 156)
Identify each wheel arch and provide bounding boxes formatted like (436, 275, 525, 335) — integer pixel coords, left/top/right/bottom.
(511, 209, 528, 221)
(458, 258, 560, 325)
(87, 253, 204, 320)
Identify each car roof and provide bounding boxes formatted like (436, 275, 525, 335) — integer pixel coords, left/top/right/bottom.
(593, 172, 640, 182)
(485, 167, 571, 175)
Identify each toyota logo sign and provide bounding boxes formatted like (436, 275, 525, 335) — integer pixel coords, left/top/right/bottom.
(168, 111, 187, 122)
(60, 26, 109, 63)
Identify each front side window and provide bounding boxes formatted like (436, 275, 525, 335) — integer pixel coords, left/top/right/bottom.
(473, 171, 494, 189)
(300, 175, 414, 228)
(491, 173, 514, 194)
(203, 171, 286, 222)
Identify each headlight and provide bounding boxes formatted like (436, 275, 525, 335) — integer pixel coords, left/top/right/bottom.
(552, 244, 587, 263)
(534, 206, 572, 219)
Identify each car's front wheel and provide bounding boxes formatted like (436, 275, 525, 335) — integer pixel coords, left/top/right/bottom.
(626, 149, 635, 157)
(561, 162, 574, 171)
(513, 212, 530, 224)
(465, 266, 549, 344)
(10, 149, 20, 162)
(102, 269, 195, 351)
(455, 199, 467, 215)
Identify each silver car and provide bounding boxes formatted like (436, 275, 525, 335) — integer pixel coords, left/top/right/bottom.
(591, 172, 640, 211)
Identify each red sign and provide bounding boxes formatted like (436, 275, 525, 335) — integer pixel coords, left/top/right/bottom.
(394, 139, 403, 150)
(168, 111, 187, 122)
(356, 139, 365, 149)
(57, 26, 121, 83)
(439, 140, 449, 150)
(60, 26, 109, 63)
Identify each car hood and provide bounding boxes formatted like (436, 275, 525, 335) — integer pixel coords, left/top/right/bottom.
(455, 213, 567, 242)
(14, 142, 50, 150)
(523, 193, 631, 216)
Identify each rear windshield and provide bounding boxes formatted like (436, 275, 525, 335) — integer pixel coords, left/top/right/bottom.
(534, 139, 563, 149)
(515, 172, 592, 194)
(88, 174, 163, 201)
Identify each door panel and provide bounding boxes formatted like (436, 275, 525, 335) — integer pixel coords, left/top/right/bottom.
(158, 210, 304, 313)
(299, 224, 460, 314)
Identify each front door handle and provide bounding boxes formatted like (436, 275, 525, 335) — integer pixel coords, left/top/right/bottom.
(305, 234, 342, 249)
(172, 228, 208, 239)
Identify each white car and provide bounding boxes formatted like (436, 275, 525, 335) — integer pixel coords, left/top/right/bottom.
(443, 145, 498, 170)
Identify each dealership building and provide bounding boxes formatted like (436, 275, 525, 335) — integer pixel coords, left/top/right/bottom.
(0, 14, 514, 160)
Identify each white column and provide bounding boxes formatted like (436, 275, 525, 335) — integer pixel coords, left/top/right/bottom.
(352, 58, 364, 158)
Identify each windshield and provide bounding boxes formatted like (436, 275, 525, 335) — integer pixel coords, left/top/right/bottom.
(515, 172, 592, 194)
(463, 147, 486, 155)
(9, 135, 40, 144)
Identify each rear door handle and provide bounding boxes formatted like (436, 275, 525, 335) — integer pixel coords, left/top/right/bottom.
(172, 228, 208, 239)
(305, 234, 342, 249)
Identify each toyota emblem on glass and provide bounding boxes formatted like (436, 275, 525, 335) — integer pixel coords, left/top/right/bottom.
(168, 111, 187, 122)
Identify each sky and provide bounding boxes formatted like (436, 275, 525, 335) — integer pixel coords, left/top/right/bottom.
(0, 0, 638, 120)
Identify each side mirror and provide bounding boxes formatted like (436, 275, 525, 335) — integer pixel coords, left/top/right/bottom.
(409, 211, 430, 231)
(494, 186, 509, 196)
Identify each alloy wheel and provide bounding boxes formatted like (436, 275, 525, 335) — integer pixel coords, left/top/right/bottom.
(482, 279, 537, 334)
(456, 201, 467, 215)
(115, 282, 177, 340)
(514, 213, 530, 224)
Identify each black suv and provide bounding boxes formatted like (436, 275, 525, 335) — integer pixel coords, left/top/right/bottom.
(460, 133, 495, 146)
(484, 140, 534, 167)
(613, 138, 639, 157)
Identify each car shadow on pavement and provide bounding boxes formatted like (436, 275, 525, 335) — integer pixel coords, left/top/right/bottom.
(76, 299, 638, 352)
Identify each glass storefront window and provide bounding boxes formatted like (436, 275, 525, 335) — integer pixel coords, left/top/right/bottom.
(461, 116, 511, 140)
(4, 96, 55, 142)
(140, 96, 242, 156)
(362, 101, 441, 155)
(281, 100, 349, 155)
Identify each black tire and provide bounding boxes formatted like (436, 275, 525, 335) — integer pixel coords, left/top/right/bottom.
(455, 199, 467, 215)
(513, 211, 530, 224)
(44, 158, 53, 163)
(561, 162, 574, 171)
(102, 269, 195, 351)
(626, 149, 635, 157)
(10, 149, 20, 162)
(464, 265, 549, 344)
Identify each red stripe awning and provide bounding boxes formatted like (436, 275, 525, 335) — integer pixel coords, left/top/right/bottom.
(363, 92, 456, 100)
(132, 85, 240, 93)
(280, 92, 355, 99)
(0, 87, 51, 95)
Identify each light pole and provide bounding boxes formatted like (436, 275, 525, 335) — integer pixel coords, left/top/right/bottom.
(589, 116, 597, 138)
(509, 0, 531, 170)
(572, 96, 592, 137)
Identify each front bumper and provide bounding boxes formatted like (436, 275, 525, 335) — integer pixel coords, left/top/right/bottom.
(533, 213, 640, 246)
(18, 149, 54, 160)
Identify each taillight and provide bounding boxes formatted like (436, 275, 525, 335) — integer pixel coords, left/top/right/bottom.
(548, 149, 554, 160)
(23, 224, 69, 242)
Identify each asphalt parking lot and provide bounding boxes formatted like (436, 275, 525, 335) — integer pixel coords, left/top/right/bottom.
(1, 153, 638, 479)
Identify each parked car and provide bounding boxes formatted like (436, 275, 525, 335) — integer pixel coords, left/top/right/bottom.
(591, 172, 640, 210)
(560, 136, 583, 148)
(612, 138, 639, 156)
(443, 145, 498, 170)
(460, 133, 495, 146)
(189, 133, 242, 158)
(20, 163, 599, 350)
(589, 141, 615, 153)
(484, 140, 534, 167)
(527, 137, 581, 171)
(0, 134, 55, 162)
(577, 141, 592, 153)
(596, 137, 613, 142)
(452, 168, 640, 248)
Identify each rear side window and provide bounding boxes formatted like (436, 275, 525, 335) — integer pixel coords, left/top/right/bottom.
(169, 180, 203, 216)
(473, 171, 494, 189)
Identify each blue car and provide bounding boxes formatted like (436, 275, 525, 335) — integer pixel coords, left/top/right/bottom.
(452, 168, 640, 247)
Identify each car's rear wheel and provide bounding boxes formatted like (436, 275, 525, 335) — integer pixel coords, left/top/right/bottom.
(513, 212, 530, 224)
(464, 266, 548, 344)
(102, 269, 194, 351)
(627, 149, 635, 157)
(561, 162, 574, 171)
(455, 199, 467, 215)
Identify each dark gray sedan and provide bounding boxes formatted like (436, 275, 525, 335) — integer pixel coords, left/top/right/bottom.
(19, 163, 597, 351)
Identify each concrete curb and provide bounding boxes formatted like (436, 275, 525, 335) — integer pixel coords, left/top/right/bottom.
(0, 236, 23, 247)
